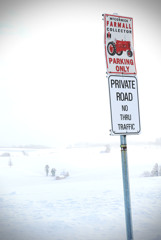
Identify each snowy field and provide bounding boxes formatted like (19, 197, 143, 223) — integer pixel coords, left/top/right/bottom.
(0, 143, 161, 240)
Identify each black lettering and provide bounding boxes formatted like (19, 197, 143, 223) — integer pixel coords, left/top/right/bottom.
(122, 105, 128, 111)
(118, 124, 135, 130)
(116, 92, 120, 101)
(116, 92, 133, 101)
(110, 80, 136, 89)
(111, 79, 115, 88)
(120, 114, 132, 120)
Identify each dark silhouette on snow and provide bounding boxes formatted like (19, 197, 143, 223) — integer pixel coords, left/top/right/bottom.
(45, 165, 49, 176)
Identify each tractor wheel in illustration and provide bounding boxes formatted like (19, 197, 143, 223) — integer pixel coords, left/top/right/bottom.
(116, 51, 123, 56)
(107, 42, 116, 56)
(127, 50, 133, 57)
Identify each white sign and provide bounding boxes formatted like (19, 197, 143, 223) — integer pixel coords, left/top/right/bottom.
(104, 14, 137, 75)
(108, 75, 141, 135)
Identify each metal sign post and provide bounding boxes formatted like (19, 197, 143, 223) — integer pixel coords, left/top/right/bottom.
(120, 135, 133, 240)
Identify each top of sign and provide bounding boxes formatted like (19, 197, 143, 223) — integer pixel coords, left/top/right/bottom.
(103, 14, 137, 75)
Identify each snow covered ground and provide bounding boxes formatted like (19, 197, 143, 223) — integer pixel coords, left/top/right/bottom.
(0, 143, 161, 240)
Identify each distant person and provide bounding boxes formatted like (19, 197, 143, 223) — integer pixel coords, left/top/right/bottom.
(45, 165, 49, 176)
(51, 168, 56, 177)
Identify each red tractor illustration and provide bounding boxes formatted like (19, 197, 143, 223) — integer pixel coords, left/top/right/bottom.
(107, 40, 133, 57)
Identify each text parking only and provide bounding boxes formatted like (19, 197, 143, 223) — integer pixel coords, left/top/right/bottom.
(108, 75, 141, 135)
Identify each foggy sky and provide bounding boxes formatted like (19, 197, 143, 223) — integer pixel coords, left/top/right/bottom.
(0, 0, 161, 147)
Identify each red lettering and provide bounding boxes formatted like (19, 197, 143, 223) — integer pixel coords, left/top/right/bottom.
(109, 58, 112, 64)
(107, 21, 132, 30)
(126, 59, 130, 65)
(120, 66, 124, 72)
(126, 66, 129, 72)
(109, 58, 134, 66)
(118, 23, 121, 28)
(116, 66, 119, 71)
(113, 58, 117, 64)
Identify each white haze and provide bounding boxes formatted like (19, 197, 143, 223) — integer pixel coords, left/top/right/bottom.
(0, 0, 161, 147)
